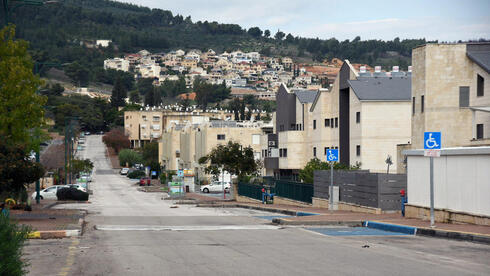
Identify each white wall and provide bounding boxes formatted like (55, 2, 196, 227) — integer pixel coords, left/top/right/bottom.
(406, 148, 490, 216)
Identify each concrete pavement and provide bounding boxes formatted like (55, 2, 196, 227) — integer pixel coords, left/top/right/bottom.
(25, 135, 490, 276)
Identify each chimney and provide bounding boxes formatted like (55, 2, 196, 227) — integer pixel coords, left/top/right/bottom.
(408, 66, 412, 72)
(375, 66, 381, 73)
(392, 66, 399, 73)
(360, 66, 366, 73)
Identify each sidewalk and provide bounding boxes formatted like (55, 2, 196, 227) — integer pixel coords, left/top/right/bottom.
(8, 200, 85, 238)
(185, 196, 490, 244)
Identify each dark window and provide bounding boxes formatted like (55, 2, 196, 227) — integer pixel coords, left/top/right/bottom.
(330, 118, 334, 128)
(356, 145, 361, 156)
(324, 147, 329, 155)
(477, 74, 484, 97)
(217, 134, 225, 140)
(290, 124, 296, 130)
(335, 147, 338, 149)
(279, 149, 283, 157)
(477, 124, 484, 139)
(421, 95, 424, 113)
(356, 112, 360, 124)
(313, 147, 316, 157)
(313, 120, 316, 129)
(325, 118, 330, 127)
(335, 118, 338, 128)
(412, 97, 416, 115)
(459, 86, 469, 107)
(283, 149, 287, 157)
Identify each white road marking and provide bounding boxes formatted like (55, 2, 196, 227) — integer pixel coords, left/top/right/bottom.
(95, 224, 281, 231)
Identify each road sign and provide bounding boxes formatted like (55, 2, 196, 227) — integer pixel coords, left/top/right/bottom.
(424, 149, 441, 157)
(177, 170, 184, 177)
(424, 132, 441, 149)
(326, 149, 339, 162)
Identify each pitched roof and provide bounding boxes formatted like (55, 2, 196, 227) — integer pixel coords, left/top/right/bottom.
(467, 48, 490, 73)
(348, 77, 411, 101)
(293, 90, 318, 103)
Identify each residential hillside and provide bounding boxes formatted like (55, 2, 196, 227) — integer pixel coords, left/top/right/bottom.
(12, 0, 426, 72)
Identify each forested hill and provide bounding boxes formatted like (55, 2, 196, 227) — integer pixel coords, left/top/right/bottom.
(12, 0, 427, 68)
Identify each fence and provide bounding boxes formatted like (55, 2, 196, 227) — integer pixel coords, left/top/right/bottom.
(314, 170, 406, 210)
(237, 182, 263, 201)
(275, 180, 313, 204)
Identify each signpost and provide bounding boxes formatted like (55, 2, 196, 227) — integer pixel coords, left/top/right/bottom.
(424, 132, 441, 228)
(326, 149, 339, 210)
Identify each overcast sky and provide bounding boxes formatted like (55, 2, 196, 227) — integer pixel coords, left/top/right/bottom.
(120, 0, 489, 41)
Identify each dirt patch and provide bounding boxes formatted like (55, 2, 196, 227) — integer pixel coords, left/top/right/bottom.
(106, 146, 121, 169)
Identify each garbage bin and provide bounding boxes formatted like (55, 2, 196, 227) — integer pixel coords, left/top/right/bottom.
(185, 185, 189, 193)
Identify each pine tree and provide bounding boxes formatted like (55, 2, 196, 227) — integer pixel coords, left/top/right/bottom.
(111, 77, 127, 108)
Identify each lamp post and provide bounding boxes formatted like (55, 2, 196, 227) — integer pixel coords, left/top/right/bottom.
(2, 0, 57, 26)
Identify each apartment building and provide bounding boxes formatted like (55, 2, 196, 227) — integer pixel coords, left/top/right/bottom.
(411, 43, 490, 148)
(159, 121, 264, 179)
(269, 60, 413, 179)
(103, 58, 129, 72)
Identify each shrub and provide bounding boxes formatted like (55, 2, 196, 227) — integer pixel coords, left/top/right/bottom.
(56, 188, 89, 201)
(127, 170, 146, 179)
(118, 149, 143, 167)
(0, 214, 31, 276)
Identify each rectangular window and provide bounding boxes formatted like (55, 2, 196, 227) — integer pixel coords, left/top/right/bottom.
(313, 120, 316, 129)
(284, 149, 287, 157)
(356, 145, 361, 156)
(335, 146, 338, 149)
(290, 124, 295, 130)
(421, 95, 424, 113)
(325, 118, 330, 127)
(252, 134, 260, 145)
(477, 124, 484, 139)
(477, 74, 484, 97)
(356, 112, 360, 124)
(313, 147, 316, 157)
(412, 97, 416, 115)
(459, 86, 469, 108)
(217, 134, 225, 140)
(335, 118, 338, 128)
(324, 147, 329, 155)
(279, 149, 283, 157)
(330, 118, 334, 128)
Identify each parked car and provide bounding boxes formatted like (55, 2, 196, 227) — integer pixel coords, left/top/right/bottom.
(31, 185, 68, 200)
(120, 168, 130, 175)
(85, 131, 91, 135)
(200, 182, 231, 193)
(139, 177, 151, 186)
(67, 184, 87, 192)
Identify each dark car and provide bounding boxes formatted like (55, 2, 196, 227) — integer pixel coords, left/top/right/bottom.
(139, 177, 151, 186)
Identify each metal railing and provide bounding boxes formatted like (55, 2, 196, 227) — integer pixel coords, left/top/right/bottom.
(275, 180, 313, 203)
(237, 182, 263, 201)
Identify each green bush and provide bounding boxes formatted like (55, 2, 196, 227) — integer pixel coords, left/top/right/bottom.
(127, 170, 146, 179)
(0, 214, 31, 276)
(118, 149, 143, 167)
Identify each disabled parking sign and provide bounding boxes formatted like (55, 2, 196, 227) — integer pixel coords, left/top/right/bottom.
(326, 149, 339, 162)
(424, 132, 441, 157)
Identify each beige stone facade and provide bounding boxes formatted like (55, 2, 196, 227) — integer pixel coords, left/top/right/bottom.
(411, 43, 490, 149)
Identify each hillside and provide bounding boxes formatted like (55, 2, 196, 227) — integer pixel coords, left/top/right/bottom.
(11, 0, 427, 72)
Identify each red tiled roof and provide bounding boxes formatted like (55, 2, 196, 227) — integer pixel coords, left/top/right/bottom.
(177, 92, 196, 100)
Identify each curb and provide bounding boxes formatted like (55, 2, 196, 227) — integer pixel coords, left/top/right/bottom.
(195, 202, 319, 217)
(272, 218, 362, 227)
(364, 221, 417, 235)
(28, 229, 80, 239)
(364, 221, 490, 244)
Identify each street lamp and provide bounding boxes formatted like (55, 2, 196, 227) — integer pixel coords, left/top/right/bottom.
(2, 0, 59, 26)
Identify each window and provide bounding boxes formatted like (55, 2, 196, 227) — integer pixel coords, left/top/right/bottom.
(477, 74, 484, 97)
(313, 147, 316, 157)
(356, 145, 361, 156)
(217, 134, 225, 140)
(335, 146, 338, 149)
(477, 124, 484, 139)
(325, 119, 330, 127)
(313, 120, 316, 129)
(412, 97, 416, 115)
(421, 95, 424, 113)
(252, 134, 260, 145)
(290, 124, 295, 130)
(142, 115, 147, 121)
(153, 116, 160, 121)
(324, 147, 329, 155)
(335, 118, 338, 128)
(330, 118, 334, 128)
(356, 112, 360, 124)
(459, 86, 469, 108)
(279, 149, 283, 157)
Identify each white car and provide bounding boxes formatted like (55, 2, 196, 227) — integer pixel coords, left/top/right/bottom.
(200, 182, 231, 193)
(67, 184, 87, 193)
(31, 185, 68, 200)
(120, 168, 129, 175)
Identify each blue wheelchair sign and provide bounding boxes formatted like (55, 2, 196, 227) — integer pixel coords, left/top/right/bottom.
(326, 149, 339, 162)
(424, 132, 441, 149)
(177, 170, 184, 177)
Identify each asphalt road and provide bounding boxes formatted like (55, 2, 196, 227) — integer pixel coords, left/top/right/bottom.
(25, 135, 490, 276)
